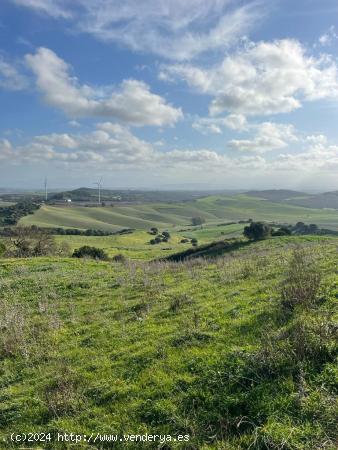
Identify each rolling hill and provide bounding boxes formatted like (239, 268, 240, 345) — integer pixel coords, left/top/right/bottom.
(245, 189, 307, 201)
(286, 190, 338, 209)
(19, 194, 338, 231)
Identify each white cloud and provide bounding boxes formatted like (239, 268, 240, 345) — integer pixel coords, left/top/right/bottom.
(2, 123, 338, 182)
(25, 47, 182, 125)
(228, 122, 298, 153)
(13, 0, 72, 18)
(12, 0, 263, 61)
(193, 114, 247, 134)
(275, 145, 338, 172)
(161, 39, 338, 116)
(0, 56, 28, 91)
(0, 122, 265, 171)
(0, 139, 13, 160)
(318, 26, 338, 46)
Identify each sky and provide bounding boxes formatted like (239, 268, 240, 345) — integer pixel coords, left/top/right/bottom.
(1, 0, 338, 191)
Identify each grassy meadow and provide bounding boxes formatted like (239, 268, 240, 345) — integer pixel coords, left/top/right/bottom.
(0, 235, 337, 449)
(51, 224, 244, 260)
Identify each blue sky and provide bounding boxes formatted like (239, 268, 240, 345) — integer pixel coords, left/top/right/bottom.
(1, 0, 338, 191)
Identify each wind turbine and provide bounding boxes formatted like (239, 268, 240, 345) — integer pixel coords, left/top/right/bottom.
(94, 178, 103, 204)
(44, 176, 48, 202)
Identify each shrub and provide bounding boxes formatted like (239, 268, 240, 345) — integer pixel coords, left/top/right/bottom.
(72, 246, 108, 260)
(112, 253, 126, 263)
(280, 248, 322, 311)
(243, 221, 271, 240)
(162, 231, 170, 239)
(149, 227, 158, 235)
(7, 226, 57, 257)
(180, 238, 189, 243)
(191, 238, 198, 247)
(169, 294, 193, 313)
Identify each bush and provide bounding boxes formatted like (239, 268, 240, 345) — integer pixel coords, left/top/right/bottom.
(162, 231, 170, 239)
(112, 253, 126, 263)
(280, 248, 321, 311)
(243, 221, 271, 240)
(72, 246, 108, 260)
(149, 227, 158, 235)
(191, 238, 198, 247)
(7, 226, 57, 257)
(180, 238, 189, 243)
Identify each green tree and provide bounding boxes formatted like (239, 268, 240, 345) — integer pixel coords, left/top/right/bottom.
(243, 222, 271, 241)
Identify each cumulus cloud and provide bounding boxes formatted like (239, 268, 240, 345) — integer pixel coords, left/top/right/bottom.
(12, 0, 262, 61)
(25, 47, 182, 125)
(161, 39, 338, 116)
(228, 122, 298, 153)
(0, 56, 28, 91)
(275, 144, 338, 172)
(2, 122, 338, 180)
(193, 114, 247, 134)
(0, 122, 265, 171)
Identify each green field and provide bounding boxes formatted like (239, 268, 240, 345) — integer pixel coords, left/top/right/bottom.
(0, 235, 337, 449)
(19, 195, 338, 231)
(51, 224, 245, 260)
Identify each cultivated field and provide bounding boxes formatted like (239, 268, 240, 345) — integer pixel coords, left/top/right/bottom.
(19, 195, 338, 231)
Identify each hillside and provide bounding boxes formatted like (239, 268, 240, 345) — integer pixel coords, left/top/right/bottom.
(245, 189, 307, 201)
(245, 189, 338, 210)
(0, 236, 337, 449)
(19, 195, 338, 231)
(286, 190, 338, 209)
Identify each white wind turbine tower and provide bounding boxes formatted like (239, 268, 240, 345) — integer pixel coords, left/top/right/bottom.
(94, 178, 103, 205)
(44, 176, 48, 201)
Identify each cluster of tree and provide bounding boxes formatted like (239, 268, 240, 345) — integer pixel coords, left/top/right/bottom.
(149, 230, 171, 245)
(243, 220, 338, 241)
(243, 222, 272, 240)
(0, 226, 134, 237)
(2, 227, 70, 257)
(0, 200, 40, 226)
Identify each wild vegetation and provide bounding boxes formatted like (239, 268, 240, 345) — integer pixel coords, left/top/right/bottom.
(0, 200, 40, 226)
(0, 236, 337, 449)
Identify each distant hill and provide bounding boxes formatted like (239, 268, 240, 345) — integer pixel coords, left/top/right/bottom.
(245, 189, 307, 201)
(49, 188, 218, 203)
(286, 191, 338, 209)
